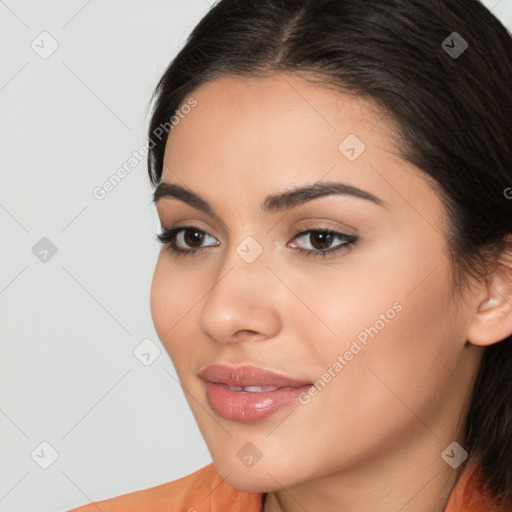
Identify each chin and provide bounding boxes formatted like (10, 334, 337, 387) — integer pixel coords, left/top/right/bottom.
(221, 470, 281, 493)
(212, 456, 297, 493)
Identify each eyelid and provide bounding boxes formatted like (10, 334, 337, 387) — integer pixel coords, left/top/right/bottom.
(156, 206, 231, 237)
(291, 217, 358, 237)
(157, 225, 219, 246)
(288, 225, 357, 253)
(157, 222, 358, 261)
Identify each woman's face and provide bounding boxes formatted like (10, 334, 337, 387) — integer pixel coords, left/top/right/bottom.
(150, 74, 481, 492)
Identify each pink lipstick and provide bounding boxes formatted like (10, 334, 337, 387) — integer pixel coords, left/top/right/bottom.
(200, 364, 313, 424)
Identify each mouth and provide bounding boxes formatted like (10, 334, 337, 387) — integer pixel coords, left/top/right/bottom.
(199, 363, 313, 424)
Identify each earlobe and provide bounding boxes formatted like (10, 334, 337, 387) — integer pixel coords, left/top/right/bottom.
(466, 262, 512, 347)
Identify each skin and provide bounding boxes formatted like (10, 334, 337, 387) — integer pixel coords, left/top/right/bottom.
(150, 73, 511, 512)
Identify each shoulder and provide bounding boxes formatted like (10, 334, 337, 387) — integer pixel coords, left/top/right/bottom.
(444, 459, 511, 512)
(67, 462, 264, 512)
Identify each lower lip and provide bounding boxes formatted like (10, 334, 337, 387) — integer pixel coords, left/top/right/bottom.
(204, 382, 313, 424)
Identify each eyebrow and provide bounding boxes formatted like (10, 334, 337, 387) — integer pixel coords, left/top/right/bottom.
(152, 181, 387, 218)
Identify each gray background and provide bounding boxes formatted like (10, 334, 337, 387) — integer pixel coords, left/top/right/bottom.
(1, 1, 511, 510)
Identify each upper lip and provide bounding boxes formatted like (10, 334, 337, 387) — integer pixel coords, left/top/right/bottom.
(199, 364, 311, 388)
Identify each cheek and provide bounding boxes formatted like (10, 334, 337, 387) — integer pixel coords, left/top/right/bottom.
(311, 261, 459, 427)
(293, 234, 459, 409)
(150, 256, 194, 359)
(307, 229, 452, 347)
(277, 271, 460, 476)
(150, 257, 173, 340)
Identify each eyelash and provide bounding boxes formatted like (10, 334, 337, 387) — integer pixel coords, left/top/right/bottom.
(156, 225, 358, 259)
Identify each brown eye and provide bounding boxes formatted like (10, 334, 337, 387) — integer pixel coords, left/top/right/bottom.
(308, 231, 335, 250)
(183, 229, 206, 248)
(289, 228, 358, 259)
(156, 226, 219, 257)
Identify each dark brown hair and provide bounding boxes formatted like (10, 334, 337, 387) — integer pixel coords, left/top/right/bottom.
(146, 0, 512, 505)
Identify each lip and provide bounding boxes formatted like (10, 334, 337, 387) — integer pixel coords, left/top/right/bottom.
(199, 363, 312, 388)
(199, 364, 313, 424)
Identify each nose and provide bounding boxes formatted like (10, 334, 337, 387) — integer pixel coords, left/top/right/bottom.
(198, 245, 282, 346)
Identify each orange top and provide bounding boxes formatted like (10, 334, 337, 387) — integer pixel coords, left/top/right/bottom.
(68, 459, 509, 512)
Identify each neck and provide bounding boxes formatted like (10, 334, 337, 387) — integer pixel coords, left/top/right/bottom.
(262, 429, 468, 512)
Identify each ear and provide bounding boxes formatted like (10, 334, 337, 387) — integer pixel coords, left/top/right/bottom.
(466, 245, 512, 347)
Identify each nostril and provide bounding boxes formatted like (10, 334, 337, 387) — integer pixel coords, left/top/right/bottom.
(234, 330, 262, 340)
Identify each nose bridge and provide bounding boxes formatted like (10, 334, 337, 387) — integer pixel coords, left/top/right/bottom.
(198, 234, 281, 343)
(216, 230, 270, 291)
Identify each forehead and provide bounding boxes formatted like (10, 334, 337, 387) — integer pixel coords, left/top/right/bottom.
(163, 73, 401, 177)
(160, 73, 445, 234)
(191, 73, 374, 116)
(168, 73, 391, 149)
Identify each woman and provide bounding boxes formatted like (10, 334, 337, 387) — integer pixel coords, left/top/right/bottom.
(69, 0, 512, 510)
